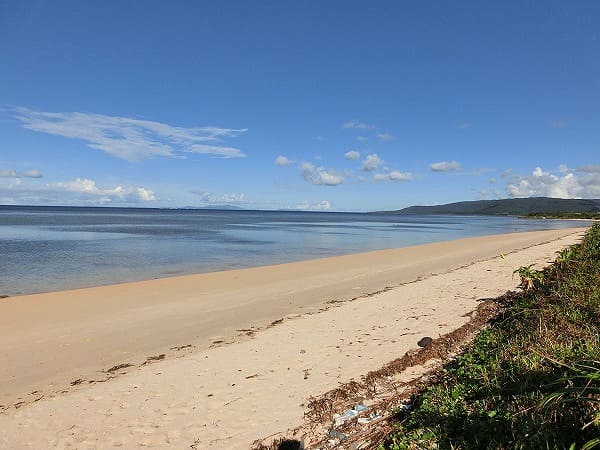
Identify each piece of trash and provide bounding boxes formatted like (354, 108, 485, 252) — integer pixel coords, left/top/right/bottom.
(357, 417, 370, 424)
(417, 336, 433, 347)
(333, 408, 360, 426)
(329, 429, 347, 441)
(399, 403, 412, 411)
(354, 404, 369, 412)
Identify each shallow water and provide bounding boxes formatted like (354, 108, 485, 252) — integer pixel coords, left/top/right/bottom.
(0, 206, 585, 296)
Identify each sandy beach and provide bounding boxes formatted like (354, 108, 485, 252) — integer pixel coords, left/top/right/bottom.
(0, 227, 587, 449)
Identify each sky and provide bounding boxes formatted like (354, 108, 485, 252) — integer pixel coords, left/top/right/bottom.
(1, 1, 599, 211)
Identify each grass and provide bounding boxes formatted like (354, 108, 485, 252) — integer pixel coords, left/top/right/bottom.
(383, 223, 600, 450)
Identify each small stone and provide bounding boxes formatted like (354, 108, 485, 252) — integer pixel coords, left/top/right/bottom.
(417, 336, 433, 347)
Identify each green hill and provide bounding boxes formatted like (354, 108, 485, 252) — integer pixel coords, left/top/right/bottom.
(382, 197, 600, 216)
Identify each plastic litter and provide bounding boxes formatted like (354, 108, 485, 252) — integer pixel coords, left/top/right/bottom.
(354, 404, 369, 412)
(329, 429, 347, 441)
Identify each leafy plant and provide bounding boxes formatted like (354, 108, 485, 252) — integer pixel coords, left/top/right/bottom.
(513, 264, 545, 290)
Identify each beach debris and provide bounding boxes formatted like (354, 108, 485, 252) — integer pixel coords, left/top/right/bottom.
(332, 404, 370, 426)
(106, 363, 133, 373)
(328, 429, 347, 441)
(70, 378, 84, 386)
(399, 402, 412, 411)
(277, 439, 304, 450)
(357, 417, 370, 424)
(303, 369, 311, 380)
(142, 354, 165, 365)
(170, 344, 193, 351)
(417, 336, 433, 347)
(300, 349, 306, 354)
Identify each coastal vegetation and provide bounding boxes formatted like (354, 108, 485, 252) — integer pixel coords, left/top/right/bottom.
(526, 211, 600, 220)
(384, 224, 600, 449)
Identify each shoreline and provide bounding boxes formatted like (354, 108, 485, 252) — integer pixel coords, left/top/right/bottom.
(0, 227, 588, 449)
(1, 218, 587, 299)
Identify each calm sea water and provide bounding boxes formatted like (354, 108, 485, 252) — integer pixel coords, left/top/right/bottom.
(0, 206, 586, 296)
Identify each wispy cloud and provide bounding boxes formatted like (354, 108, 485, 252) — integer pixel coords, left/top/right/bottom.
(190, 190, 245, 204)
(373, 170, 413, 182)
(12, 107, 247, 162)
(551, 119, 570, 128)
(376, 133, 395, 141)
(577, 165, 600, 173)
(0, 168, 42, 178)
(344, 150, 361, 160)
(274, 155, 294, 166)
(342, 119, 375, 130)
(300, 162, 343, 186)
(361, 153, 383, 172)
(504, 165, 600, 198)
(295, 199, 331, 211)
(356, 136, 368, 142)
(430, 160, 461, 172)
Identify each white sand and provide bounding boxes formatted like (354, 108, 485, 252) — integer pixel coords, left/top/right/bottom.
(0, 228, 586, 449)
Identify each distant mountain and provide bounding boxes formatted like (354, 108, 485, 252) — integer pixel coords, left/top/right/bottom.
(180, 204, 245, 210)
(381, 197, 600, 216)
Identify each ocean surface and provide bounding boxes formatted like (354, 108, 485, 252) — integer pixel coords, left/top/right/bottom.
(0, 206, 586, 296)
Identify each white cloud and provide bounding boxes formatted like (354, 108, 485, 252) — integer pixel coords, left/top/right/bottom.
(361, 153, 383, 172)
(13, 107, 247, 162)
(344, 150, 361, 160)
(504, 166, 600, 199)
(0, 177, 155, 204)
(295, 199, 331, 211)
(56, 178, 156, 202)
(356, 136, 368, 142)
(0, 168, 43, 178)
(342, 120, 375, 130)
(275, 155, 294, 166)
(300, 162, 343, 186)
(376, 133, 395, 141)
(430, 160, 461, 172)
(373, 170, 413, 182)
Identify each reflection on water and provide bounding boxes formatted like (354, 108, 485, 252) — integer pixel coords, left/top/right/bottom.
(0, 206, 586, 296)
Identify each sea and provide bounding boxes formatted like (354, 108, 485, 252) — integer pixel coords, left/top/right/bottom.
(0, 205, 587, 296)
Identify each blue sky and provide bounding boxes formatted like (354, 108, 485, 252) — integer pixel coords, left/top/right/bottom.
(1, 1, 599, 211)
